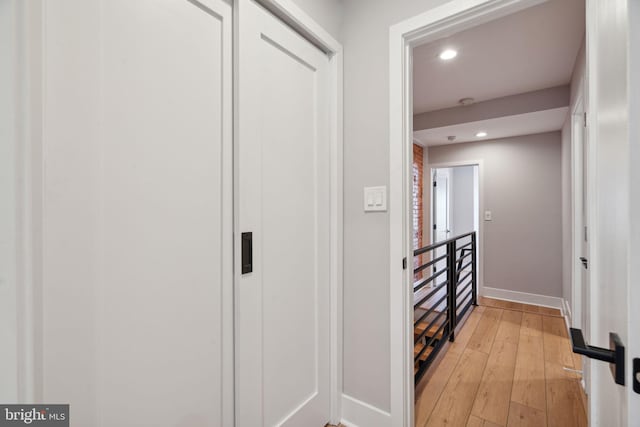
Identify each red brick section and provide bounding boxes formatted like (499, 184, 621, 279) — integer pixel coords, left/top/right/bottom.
(413, 144, 424, 281)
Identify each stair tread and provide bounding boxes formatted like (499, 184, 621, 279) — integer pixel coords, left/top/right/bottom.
(414, 321, 443, 340)
(414, 343, 432, 362)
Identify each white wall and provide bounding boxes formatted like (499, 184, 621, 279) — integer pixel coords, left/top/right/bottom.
(428, 132, 563, 298)
(341, 0, 450, 412)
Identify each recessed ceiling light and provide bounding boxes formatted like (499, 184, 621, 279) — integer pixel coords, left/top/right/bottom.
(476, 131, 488, 138)
(439, 49, 458, 60)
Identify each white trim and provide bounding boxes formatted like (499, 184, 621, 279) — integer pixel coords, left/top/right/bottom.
(584, 2, 597, 421)
(389, 3, 545, 425)
(234, 1, 344, 424)
(213, 0, 234, 424)
(570, 92, 585, 331)
(329, 43, 344, 427)
(13, 0, 43, 403)
(562, 300, 572, 336)
(256, 0, 341, 54)
(340, 394, 391, 427)
(563, 298, 573, 324)
(482, 287, 564, 311)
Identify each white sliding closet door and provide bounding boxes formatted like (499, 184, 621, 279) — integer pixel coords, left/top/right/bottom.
(42, 0, 233, 425)
(235, 1, 332, 425)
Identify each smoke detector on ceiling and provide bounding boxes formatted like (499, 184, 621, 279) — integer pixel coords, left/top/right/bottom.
(459, 97, 475, 106)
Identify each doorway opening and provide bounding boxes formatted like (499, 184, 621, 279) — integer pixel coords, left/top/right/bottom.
(430, 165, 479, 247)
(389, 0, 587, 425)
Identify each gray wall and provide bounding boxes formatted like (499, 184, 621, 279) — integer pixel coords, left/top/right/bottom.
(428, 132, 563, 297)
(414, 85, 569, 131)
(341, 0, 450, 412)
(290, 0, 343, 41)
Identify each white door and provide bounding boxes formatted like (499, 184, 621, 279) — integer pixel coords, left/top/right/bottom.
(432, 170, 450, 286)
(99, 0, 234, 425)
(235, 1, 331, 426)
(42, 0, 233, 425)
(587, 0, 640, 424)
(433, 170, 451, 243)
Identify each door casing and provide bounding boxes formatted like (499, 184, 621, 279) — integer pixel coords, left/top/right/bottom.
(570, 92, 589, 396)
(389, 1, 559, 425)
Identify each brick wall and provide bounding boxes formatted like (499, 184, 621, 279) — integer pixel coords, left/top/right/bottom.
(412, 144, 424, 280)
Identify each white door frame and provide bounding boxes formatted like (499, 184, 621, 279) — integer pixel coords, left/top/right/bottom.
(233, 0, 344, 423)
(569, 90, 589, 395)
(628, 1, 640, 422)
(389, 1, 547, 425)
(570, 91, 585, 330)
(428, 161, 484, 295)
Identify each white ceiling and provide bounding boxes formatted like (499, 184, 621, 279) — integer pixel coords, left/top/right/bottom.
(412, 0, 585, 114)
(413, 107, 569, 146)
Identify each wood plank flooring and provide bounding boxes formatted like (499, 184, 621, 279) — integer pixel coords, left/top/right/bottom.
(415, 297, 587, 427)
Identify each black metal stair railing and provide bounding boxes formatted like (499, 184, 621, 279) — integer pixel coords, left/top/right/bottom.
(413, 231, 478, 384)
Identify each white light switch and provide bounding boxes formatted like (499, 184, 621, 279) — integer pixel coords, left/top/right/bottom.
(364, 186, 387, 212)
(484, 210, 492, 221)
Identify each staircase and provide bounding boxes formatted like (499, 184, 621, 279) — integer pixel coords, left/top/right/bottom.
(413, 232, 478, 383)
(413, 319, 445, 374)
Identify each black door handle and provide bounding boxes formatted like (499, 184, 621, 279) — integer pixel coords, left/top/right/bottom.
(570, 328, 625, 385)
(241, 232, 253, 274)
(579, 257, 588, 269)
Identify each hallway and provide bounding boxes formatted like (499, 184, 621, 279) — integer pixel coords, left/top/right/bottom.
(416, 298, 587, 427)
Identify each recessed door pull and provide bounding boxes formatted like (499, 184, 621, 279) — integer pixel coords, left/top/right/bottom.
(241, 232, 253, 274)
(570, 328, 625, 385)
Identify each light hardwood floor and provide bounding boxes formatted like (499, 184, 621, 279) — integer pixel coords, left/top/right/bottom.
(415, 297, 587, 427)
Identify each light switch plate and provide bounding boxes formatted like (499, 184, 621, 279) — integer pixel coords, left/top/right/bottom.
(484, 210, 492, 221)
(364, 186, 387, 212)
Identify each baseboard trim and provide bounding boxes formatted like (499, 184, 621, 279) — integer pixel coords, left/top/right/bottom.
(482, 286, 564, 311)
(563, 298, 572, 324)
(340, 394, 391, 427)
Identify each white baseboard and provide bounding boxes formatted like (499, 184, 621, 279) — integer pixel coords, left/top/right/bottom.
(562, 298, 572, 328)
(482, 286, 564, 311)
(340, 394, 391, 427)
